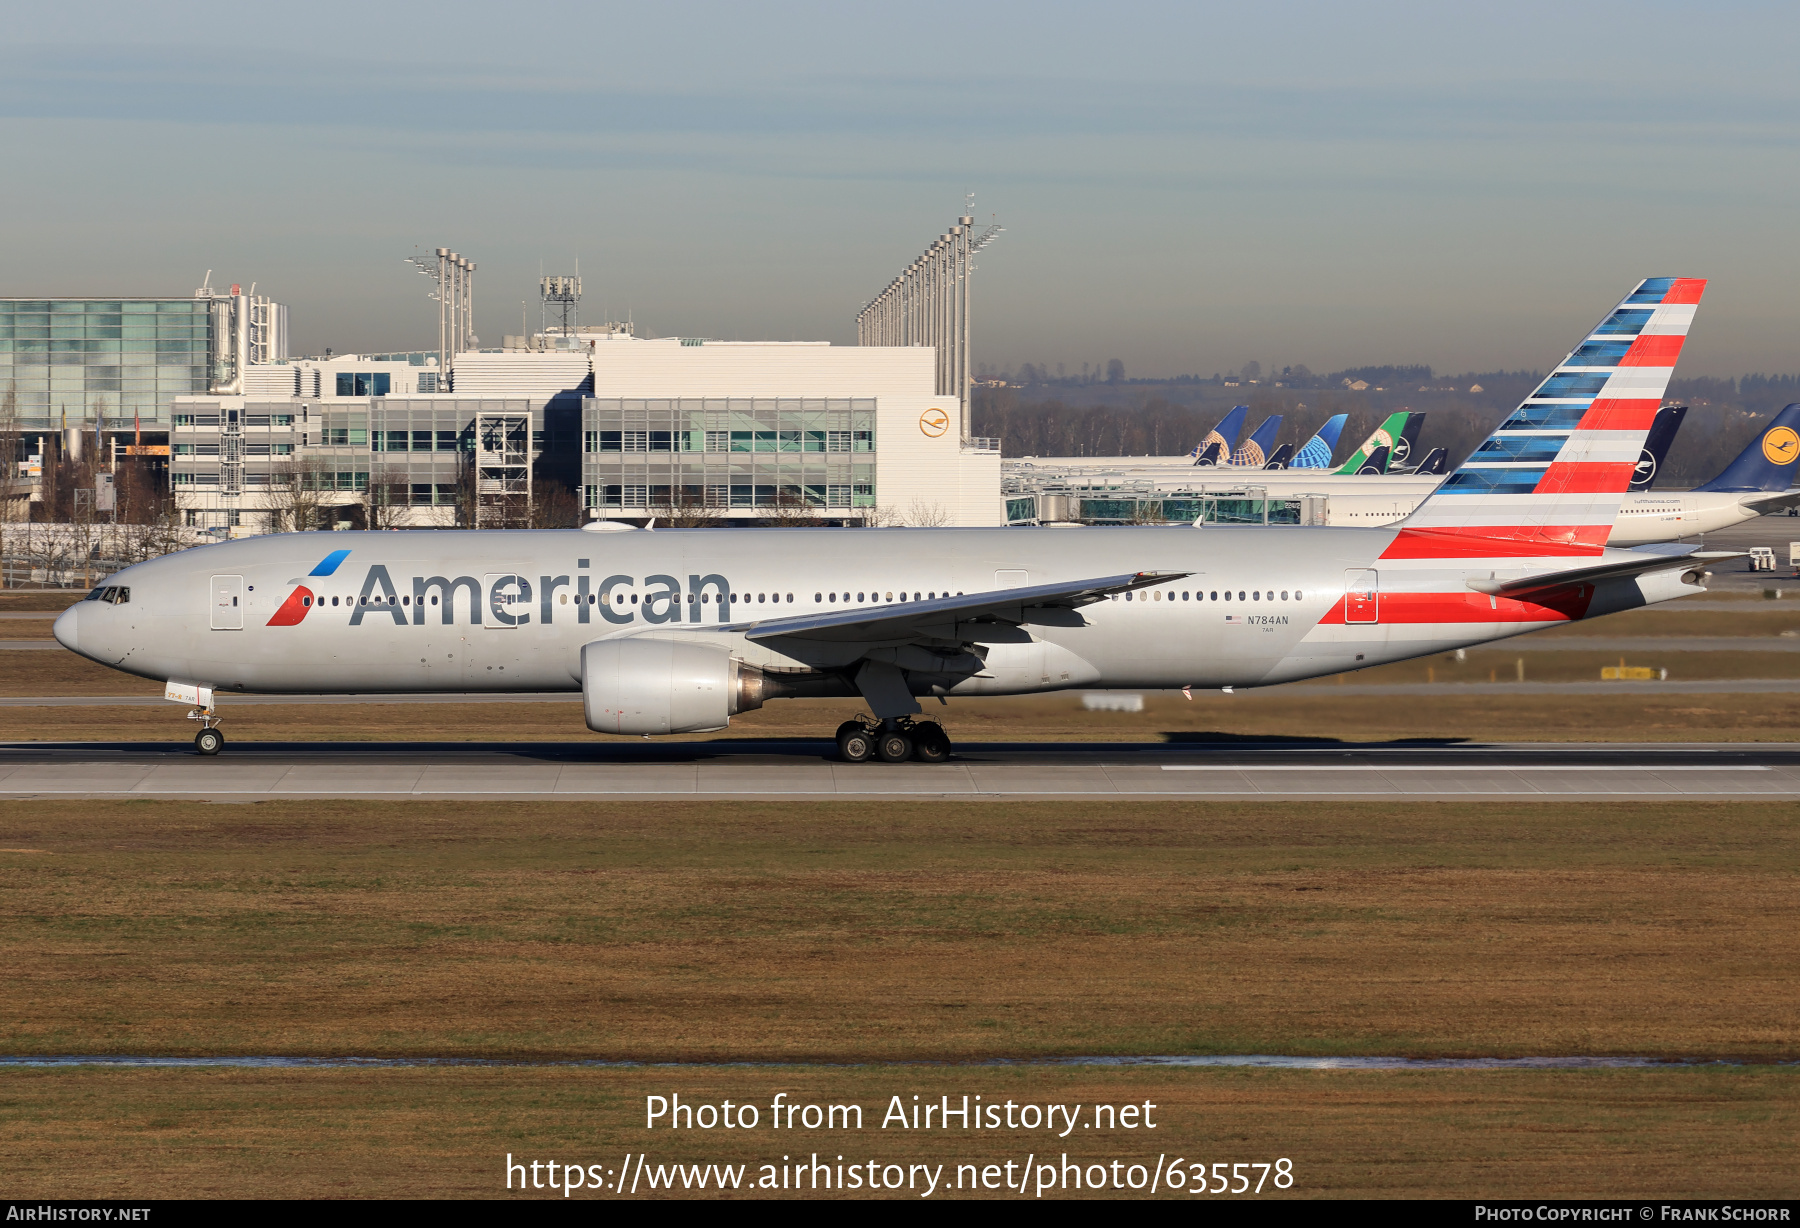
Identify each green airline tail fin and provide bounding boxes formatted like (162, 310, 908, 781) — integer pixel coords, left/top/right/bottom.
(1333, 411, 1413, 475)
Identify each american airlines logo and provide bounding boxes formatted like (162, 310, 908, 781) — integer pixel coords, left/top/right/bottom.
(271, 556, 748, 628)
(266, 549, 352, 626)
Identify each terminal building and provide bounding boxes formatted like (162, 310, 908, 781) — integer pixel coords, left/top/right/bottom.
(168, 335, 999, 530)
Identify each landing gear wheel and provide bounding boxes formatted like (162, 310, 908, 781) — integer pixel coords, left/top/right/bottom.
(837, 726, 875, 763)
(910, 722, 951, 764)
(194, 728, 224, 756)
(876, 730, 914, 763)
(834, 720, 870, 744)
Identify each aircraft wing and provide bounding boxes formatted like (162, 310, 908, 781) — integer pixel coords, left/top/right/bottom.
(723, 571, 1189, 645)
(1465, 545, 1741, 597)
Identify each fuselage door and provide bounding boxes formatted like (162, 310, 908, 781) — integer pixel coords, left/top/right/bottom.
(1343, 569, 1378, 624)
(484, 572, 527, 628)
(210, 574, 244, 630)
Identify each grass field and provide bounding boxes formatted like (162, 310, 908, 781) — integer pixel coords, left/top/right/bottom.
(3, 799, 1794, 1060)
(1, 797, 1796, 1199)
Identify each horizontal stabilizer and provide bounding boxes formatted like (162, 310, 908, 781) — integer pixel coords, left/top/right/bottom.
(1464, 545, 1737, 597)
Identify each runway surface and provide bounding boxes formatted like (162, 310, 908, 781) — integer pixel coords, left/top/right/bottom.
(2, 739, 1795, 800)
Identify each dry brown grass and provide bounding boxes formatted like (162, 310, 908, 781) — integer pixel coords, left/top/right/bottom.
(1, 1065, 1794, 1199)
(2, 799, 1795, 1062)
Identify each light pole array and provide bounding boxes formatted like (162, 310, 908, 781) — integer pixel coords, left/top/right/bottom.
(856, 213, 1002, 441)
(407, 246, 479, 384)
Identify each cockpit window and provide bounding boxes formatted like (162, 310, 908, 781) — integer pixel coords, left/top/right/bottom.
(84, 586, 130, 605)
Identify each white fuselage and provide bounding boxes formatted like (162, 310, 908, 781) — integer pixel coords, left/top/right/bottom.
(55, 526, 1700, 708)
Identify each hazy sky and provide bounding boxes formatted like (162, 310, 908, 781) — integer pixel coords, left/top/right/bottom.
(3, 1, 1799, 377)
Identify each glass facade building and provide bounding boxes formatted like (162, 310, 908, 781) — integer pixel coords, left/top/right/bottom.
(0, 299, 213, 430)
(582, 397, 877, 509)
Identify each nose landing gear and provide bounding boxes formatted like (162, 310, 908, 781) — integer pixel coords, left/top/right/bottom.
(834, 717, 951, 764)
(188, 704, 223, 755)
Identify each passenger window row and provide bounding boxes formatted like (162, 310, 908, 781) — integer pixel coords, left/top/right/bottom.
(1117, 589, 1305, 603)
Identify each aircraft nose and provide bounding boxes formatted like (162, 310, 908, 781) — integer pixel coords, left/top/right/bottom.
(53, 604, 80, 653)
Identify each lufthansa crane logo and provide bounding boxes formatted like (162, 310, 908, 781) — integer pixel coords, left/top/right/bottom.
(1762, 426, 1799, 465)
(919, 408, 950, 438)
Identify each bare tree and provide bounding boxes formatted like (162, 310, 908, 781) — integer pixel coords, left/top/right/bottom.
(762, 492, 818, 527)
(655, 491, 722, 528)
(902, 498, 950, 527)
(362, 466, 411, 531)
(267, 456, 330, 533)
(859, 504, 904, 527)
(530, 479, 583, 528)
(0, 386, 19, 583)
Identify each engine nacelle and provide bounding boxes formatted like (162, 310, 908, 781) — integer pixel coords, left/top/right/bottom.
(581, 638, 766, 735)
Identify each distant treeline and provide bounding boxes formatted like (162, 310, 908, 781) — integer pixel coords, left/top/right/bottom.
(972, 370, 1800, 489)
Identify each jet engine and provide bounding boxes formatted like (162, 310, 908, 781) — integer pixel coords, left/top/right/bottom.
(581, 638, 766, 735)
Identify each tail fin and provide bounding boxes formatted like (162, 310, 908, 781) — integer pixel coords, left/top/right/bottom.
(1334, 411, 1413, 475)
(1395, 277, 1705, 556)
(1262, 442, 1295, 470)
(1629, 404, 1687, 491)
(1192, 405, 1248, 466)
(1357, 445, 1390, 476)
(1230, 414, 1283, 466)
(1413, 447, 1448, 476)
(1389, 412, 1426, 470)
(1693, 403, 1800, 492)
(1290, 414, 1348, 469)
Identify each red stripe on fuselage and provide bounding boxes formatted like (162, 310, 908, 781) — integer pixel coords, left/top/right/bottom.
(267, 586, 314, 627)
(1379, 528, 1607, 559)
(1316, 586, 1594, 626)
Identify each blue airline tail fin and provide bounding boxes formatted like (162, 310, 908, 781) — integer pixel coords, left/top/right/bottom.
(1262, 442, 1295, 469)
(1413, 447, 1448, 476)
(1230, 414, 1283, 466)
(1289, 414, 1347, 469)
(1692, 404, 1800, 493)
(1192, 405, 1248, 465)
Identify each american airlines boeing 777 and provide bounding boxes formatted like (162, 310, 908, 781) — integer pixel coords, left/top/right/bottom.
(56, 278, 1728, 762)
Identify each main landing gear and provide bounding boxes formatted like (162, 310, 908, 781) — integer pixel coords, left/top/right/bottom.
(835, 717, 951, 764)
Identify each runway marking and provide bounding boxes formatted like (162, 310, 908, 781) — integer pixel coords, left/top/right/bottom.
(1160, 764, 1772, 772)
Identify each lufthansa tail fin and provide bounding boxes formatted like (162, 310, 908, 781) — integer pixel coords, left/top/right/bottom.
(1357, 445, 1390, 476)
(1290, 414, 1348, 469)
(1230, 414, 1284, 467)
(1413, 447, 1448, 476)
(1692, 403, 1800, 493)
(1262, 442, 1295, 470)
(1629, 404, 1688, 491)
(1395, 277, 1705, 557)
(1192, 405, 1248, 465)
(1388, 412, 1426, 471)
